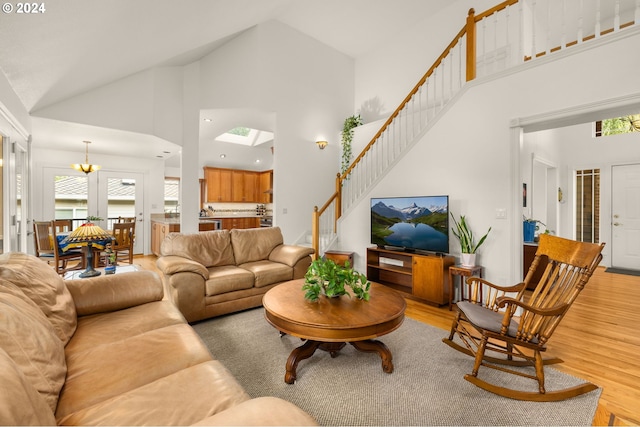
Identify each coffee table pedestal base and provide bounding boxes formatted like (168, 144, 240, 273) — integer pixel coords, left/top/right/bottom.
(284, 339, 393, 384)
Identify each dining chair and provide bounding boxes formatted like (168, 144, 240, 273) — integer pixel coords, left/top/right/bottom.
(111, 221, 135, 264)
(117, 216, 136, 242)
(33, 221, 56, 264)
(38, 220, 87, 275)
(53, 219, 73, 234)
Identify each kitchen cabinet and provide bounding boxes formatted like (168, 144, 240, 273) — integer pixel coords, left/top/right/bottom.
(231, 170, 258, 202)
(205, 168, 232, 202)
(204, 167, 264, 203)
(198, 221, 219, 231)
(259, 170, 273, 203)
(221, 217, 260, 230)
(151, 221, 179, 256)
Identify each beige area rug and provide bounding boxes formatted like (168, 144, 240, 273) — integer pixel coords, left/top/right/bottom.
(193, 308, 600, 426)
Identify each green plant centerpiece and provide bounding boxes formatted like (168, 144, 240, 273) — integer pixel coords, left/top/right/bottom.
(450, 213, 491, 254)
(85, 216, 103, 224)
(302, 258, 370, 302)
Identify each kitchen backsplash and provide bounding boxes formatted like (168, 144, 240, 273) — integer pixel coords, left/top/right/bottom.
(202, 202, 273, 216)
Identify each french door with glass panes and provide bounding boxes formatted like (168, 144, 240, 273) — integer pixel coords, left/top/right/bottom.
(43, 168, 144, 256)
(2, 136, 29, 254)
(97, 171, 144, 255)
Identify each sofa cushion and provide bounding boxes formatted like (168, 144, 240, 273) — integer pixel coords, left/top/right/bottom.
(231, 227, 284, 265)
(66, 300, 186, 354)
(193, 396, 319, 426)
(161, 229, 236, 268)
(0, 284, 67, 412)
(66, 270, 164, 316)
(239, 261, 293, 288)
(57, 361, 251, 426)
(57, 323, 212, 420)
(0, 252, 77, 344)
(0, 347, 57, 426)
(205, 265, 255, 296)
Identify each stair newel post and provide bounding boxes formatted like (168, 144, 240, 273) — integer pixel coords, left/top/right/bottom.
(312, 206, 320, 260)
(465, 8, 477, 82)
(335, 173, 343, 226)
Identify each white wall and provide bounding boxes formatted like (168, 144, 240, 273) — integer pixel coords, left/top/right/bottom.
(33, 67, 184, 144)
(0, 72, 31, 137)
(197, 20, 354, 243)
(339, 29, 640, 285)
(354, 0, 496, 123)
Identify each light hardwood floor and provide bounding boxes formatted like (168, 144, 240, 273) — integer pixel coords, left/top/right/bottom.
(135, 256, 639, 426)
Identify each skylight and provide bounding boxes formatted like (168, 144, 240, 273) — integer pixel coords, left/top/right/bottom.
(215, 127, 274, 147)
(227, 127, 250, 137)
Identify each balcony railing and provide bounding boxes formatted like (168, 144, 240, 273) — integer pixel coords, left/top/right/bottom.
(311, 0, 639, 258)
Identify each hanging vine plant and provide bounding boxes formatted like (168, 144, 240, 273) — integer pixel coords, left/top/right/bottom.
(341, 114, 363, 175)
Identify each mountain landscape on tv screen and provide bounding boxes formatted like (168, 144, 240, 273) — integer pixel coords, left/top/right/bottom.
(371, 199, 449, 252)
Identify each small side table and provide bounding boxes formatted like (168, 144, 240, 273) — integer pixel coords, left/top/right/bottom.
(324, 250, 355, 268)
(448, 265, 483, 310)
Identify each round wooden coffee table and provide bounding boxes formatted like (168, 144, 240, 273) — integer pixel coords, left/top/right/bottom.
(263, 279, 406, 384)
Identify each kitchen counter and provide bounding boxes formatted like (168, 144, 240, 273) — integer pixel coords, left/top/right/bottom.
(150, 215, 266, 256)
(151, 215, 266, 225)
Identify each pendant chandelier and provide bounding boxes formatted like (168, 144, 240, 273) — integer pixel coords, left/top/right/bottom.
(71, 140, 101, 174)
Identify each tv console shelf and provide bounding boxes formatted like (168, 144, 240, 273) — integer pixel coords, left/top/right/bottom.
(366, 247, 454, 306)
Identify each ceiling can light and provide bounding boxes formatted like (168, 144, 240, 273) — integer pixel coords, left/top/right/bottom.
(71, 141, 101, 174)
(316, 140, 328, 150)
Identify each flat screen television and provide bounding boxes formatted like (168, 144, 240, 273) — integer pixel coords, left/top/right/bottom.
(371, 195, 449, 254)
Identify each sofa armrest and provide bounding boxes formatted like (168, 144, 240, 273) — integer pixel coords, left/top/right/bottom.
(192, 396, 318, 426)
(157, 255, 209, 280)
(65, 270, 164, 316)
(269, 245, 315, 268)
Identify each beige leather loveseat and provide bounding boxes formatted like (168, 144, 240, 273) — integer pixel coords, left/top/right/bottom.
(0, 252, 316, 426)
(157, 227, 314, 322)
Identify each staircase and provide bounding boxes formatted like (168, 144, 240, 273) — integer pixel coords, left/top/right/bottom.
(310, 0, 640, 258)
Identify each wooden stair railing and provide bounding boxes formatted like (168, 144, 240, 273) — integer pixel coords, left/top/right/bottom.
(311, 1, 517, 258)
(311, 0, 639, 258)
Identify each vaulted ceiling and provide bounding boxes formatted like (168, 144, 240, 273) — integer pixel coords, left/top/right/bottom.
(0, 0, 449, 163)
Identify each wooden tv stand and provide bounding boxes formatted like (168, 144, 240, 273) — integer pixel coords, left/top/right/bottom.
(366, 247, 454, 306)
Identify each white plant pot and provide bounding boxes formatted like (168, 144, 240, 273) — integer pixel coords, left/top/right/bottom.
(460, 253, 476, 267)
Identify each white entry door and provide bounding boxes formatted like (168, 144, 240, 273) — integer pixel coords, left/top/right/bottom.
(97, 171, 144, 255)
(611, 164, 640, 270)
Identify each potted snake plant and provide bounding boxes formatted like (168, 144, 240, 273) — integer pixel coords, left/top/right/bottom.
(450, 213, 491, 267)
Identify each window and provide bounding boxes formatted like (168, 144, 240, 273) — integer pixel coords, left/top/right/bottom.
(575, 169, 600, 243)
(164, 177, 179, 214)
(595, 114, 640, 137)
(54, 175, 88, 224)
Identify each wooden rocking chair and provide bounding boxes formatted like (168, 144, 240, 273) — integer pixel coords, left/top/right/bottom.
(442, 234, 604, 401)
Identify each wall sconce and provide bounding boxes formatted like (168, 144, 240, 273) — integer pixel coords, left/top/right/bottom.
(316, 140, 328, 150)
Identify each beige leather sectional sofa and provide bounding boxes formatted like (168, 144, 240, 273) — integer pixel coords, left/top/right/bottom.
(0, 252, 316, 426)
(157, 227, 314, 322)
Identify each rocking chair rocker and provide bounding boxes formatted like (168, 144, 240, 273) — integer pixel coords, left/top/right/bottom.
(443, 234, 604, 401)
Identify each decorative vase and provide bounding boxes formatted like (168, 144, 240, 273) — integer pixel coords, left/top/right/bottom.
(460, 253, 476, 267)
(105, 264, 116, 274)
(523, 221, 536, 242)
